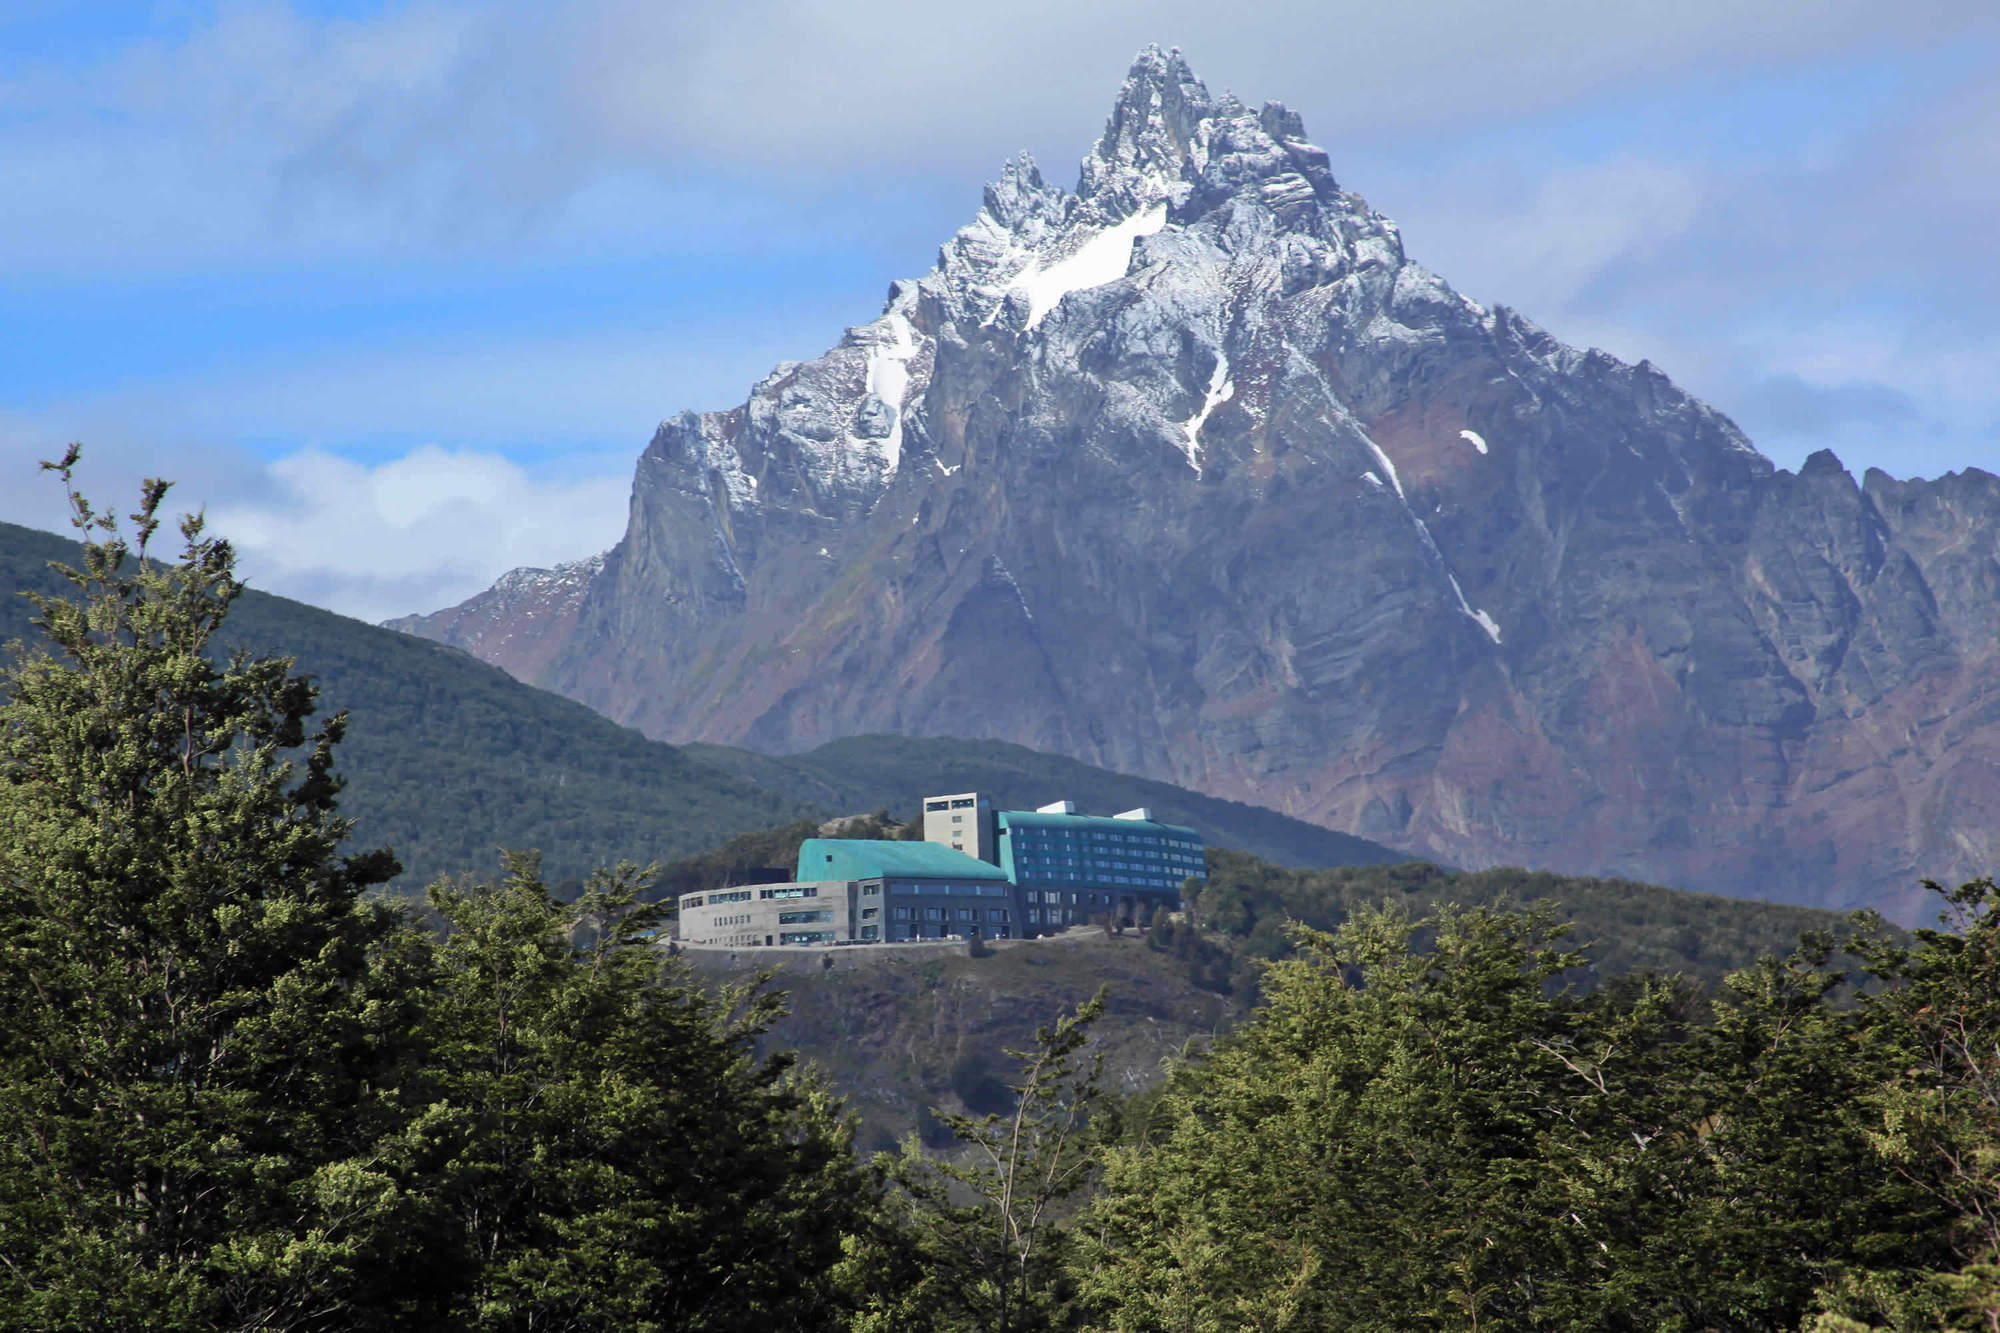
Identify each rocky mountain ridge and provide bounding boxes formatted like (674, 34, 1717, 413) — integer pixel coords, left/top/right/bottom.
(395, 47, 2000, 919)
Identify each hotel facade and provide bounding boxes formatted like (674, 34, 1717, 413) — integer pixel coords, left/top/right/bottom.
(676, 793, 1207, 947)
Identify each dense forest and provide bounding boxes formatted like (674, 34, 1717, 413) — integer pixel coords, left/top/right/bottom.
(654, 817, 1858, 1000)
(684, 736, 1404, 873)
(0, 518, 1408, 893)
(0, 517, 812, 889)
(2, 467, 1995, 1330)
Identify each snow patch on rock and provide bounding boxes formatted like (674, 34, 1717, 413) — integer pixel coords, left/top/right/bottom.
(1180, 356, 1234, 475)
(855, 312, 922, 474)
(1362, 437, 1405, 500)
(1013, 203, 1168, 329)
(1446, 573, 1503, 644)
(990, 556, 1035, 623)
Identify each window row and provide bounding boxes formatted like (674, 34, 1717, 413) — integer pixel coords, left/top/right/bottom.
(891, 906, 1010, 922)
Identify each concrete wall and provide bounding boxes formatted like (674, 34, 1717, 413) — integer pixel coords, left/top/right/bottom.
(678, 880, 857, 947)
(680, 875, 1026, 946)
(922, 792, 996, 862)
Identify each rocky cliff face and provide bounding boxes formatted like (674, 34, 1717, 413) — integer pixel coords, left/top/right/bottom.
(394, 48, 2000, 919)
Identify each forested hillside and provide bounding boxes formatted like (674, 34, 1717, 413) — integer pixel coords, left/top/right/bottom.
(686, 734, 1403, 870)
(3, 470, 1994, 1329)
(0, 519, 807, 887)
(4, 519, 1402, 892)
(1173, 850, 1858, 997)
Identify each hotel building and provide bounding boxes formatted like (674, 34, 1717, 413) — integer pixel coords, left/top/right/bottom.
(675, 792, 1207, 946)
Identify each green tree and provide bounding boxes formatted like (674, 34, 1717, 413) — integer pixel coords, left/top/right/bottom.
(1076, 900, 1957, 1333)
(1079, 903, 1636, 1331)
(1606, 936, 1950, 1331)
(848, 992, 1108, 1333)
(417, 850, 870, 1332)
(0, 453, 423, 1329)
(1808, 879, 2000, 1331)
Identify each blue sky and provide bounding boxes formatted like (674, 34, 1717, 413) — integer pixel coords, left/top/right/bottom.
(3, 1, 1997, 621)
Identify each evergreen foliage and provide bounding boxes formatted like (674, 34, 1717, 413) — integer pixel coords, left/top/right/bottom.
(414, 854, 871, 1331)
(0, 516, 810, 891)
(1076, 904, 1956, 1331)
(847, 994, 1109, 1333)
(1164, 849, 1861, 997)
(0, 463, 872, 1329)
(0, 454, 418, 1328)
(1809, 878, 2000, 1331)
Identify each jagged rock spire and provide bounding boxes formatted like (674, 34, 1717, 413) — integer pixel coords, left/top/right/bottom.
(1071, 46, 1343, 225)
(1077, 46, 1215, 214)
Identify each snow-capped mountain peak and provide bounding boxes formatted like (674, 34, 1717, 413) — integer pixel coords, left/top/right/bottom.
(395, 48, 2000, 922)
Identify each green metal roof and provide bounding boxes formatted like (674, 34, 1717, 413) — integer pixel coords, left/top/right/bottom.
(796, 839, 1012, 883)
(997, 811, 1200, 838)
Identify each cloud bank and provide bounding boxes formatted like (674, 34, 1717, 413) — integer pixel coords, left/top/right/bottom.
(0, 430, 629, 626)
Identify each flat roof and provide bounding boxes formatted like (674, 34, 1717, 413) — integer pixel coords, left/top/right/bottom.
(796, 838, 1012, 882)
(997, 811, 1200, 838)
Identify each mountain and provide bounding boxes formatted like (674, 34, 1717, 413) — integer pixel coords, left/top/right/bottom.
(2, 518, 1397, 886)
(0, 520, 807, 889)
(391, 47, 2000, 920)
(680, 734, 1402, 872)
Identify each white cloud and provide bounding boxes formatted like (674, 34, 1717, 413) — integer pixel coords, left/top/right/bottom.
(207, 445, 628, 624)
(0, 427, 629, 626)
(1392, 157, 1705, 318)
(4, 0, 1993, 271)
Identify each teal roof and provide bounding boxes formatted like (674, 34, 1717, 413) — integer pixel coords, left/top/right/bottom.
(997, 811, 1200, 838)
(796, 839, 1012, 883)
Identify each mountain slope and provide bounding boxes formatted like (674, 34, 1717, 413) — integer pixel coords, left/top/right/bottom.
(683, 734, 1402, 870)
(394, 48, 2000, 919)
(0, 519, 806, 888)
(4, 519, 1397, 886)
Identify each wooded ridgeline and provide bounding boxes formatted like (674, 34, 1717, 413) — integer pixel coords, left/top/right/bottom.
(2, 464, 1994, 1330)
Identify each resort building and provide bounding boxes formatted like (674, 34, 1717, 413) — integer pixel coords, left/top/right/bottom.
(675, 792, 1207, 947)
